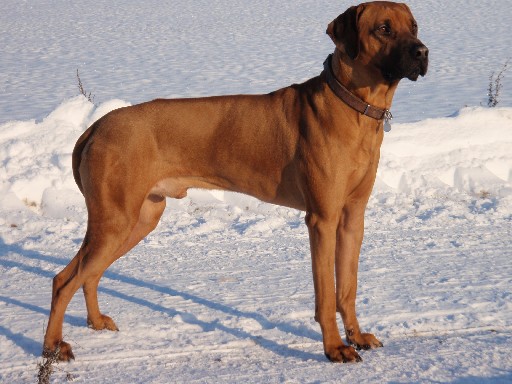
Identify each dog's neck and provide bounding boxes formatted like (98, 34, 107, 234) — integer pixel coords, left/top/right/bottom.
(324, 55, 391, 121)
(329, 49, 399, 112)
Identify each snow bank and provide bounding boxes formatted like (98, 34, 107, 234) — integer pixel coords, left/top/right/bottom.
(378, 107, 512, 198)
(0, 97, 130, 217)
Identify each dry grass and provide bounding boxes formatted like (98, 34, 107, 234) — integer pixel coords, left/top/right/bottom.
(487, 60, 510, 107)
(76, 69, 95, 103)
(37, 347, 60, 384)
(478, 190, 492, 199)
(37, 347, 75, 383)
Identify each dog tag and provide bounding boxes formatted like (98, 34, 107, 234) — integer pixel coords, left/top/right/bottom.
(384, 119, 392, 132)
(383, 110, 393, 132)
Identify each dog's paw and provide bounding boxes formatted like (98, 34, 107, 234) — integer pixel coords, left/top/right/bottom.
(347, 332, 383, 350)
(42, 340, 75, 362)
(324, 344, 362, 363)
(87, 314, 119, 331)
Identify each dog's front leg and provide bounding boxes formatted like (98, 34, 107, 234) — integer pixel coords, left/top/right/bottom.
(335, 203, 383, 351)
(306, 211, 361, 363)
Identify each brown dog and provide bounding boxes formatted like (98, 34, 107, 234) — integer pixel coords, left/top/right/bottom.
(43, 1, 427, 363)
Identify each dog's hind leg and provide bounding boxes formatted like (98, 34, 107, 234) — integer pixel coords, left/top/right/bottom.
(43, 248, 83, 361)
(43, 222, 134, 361)
(43, 194, 166, 361)
(83, 194, 166, 331)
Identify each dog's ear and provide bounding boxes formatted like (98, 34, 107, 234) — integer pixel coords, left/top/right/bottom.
(326, 5, 365, 60)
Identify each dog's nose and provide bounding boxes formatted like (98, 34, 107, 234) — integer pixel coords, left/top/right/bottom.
(414, 44, 429, 59)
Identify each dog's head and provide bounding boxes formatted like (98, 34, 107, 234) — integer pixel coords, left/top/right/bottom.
(327, 1, 428, 82)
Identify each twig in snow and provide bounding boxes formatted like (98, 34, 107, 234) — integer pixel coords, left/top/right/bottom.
(487, 59, 510, 107)
(76, 69, 95, 103)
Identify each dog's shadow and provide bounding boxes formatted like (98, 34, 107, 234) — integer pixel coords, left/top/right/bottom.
(0, 238, 323, 362)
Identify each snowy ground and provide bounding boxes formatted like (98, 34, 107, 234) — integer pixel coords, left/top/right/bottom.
(1, 0, 511, 124)
(1, 1, 512, 383)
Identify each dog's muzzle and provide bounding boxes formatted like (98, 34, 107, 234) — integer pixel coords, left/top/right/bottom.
(381, 39, 429, 82)
(408, 43, 429, 80)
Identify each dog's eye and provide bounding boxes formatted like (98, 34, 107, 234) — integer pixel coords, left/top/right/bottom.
(377, 24, 391, 35)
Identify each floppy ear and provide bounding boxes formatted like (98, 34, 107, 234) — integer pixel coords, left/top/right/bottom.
(326, 5, 365, 60)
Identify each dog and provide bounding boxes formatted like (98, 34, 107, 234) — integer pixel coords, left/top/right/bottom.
(43, 1, 428, 363)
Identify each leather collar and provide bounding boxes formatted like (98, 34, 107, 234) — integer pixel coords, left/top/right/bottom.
(323, 54, 391, 121)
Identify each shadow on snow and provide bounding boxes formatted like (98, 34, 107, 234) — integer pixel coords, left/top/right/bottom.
(0, 237, 322, 362)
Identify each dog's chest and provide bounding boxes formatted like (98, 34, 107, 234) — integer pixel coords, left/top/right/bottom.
(339, 125, 383, 192)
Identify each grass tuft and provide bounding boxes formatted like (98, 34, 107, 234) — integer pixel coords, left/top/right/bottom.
(487, 60, 510, 107)
(76, 69, 95, 103)
(37, 347, 60, 384)
(37, 346, 76, 383)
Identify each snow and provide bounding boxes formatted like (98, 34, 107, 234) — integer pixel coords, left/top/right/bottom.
(1, 0, 512, 383)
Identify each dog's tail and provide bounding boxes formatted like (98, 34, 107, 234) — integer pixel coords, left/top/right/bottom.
(72, 122, 97, 195)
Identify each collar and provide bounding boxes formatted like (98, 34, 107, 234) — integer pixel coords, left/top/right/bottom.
(322, 54, 392, 122)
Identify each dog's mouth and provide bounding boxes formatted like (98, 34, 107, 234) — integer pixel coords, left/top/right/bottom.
(410, 53, 429, 80)
(381, 41, 429, 82)
(405, 62, 428, 81)
(382, 58, 428, 82)
(406, 68, 421, 81)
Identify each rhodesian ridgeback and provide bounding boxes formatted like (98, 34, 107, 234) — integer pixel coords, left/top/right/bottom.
(43, 1, 428, 363)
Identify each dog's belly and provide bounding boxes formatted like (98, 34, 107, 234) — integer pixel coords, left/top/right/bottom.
(148, 173, 306, 211)
(149, 177, 226, 200)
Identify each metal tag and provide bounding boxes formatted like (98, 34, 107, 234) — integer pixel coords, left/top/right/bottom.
(384, 119, 392, 132)
(383, 110, 393, 132)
